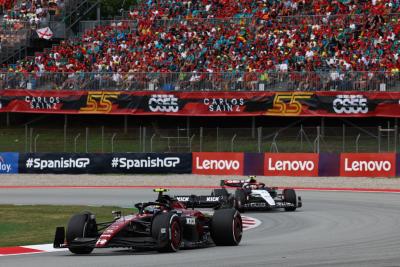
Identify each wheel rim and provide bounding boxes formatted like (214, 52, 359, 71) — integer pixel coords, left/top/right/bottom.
(232, 214, 243, 244)
(170, 220, 181, 250)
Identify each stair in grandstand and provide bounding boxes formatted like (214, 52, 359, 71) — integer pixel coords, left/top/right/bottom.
(0, 28, 29, 65)
(62, 0, 101, 37)
(0, 0, 100, 65)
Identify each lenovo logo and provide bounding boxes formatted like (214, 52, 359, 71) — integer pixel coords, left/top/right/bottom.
(264, 153, 319, 176)
(344, 159, 391, 172)
(268, 159, 315, 171)
(340, 153, 395, 177)
(195, 157, 240, 170)
(192, 152, 244, 175)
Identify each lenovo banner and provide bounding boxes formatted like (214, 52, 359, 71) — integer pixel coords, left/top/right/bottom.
(264, 153, 319, 176)
(2, 90, 400, 117)
(340, 153, 396, 177)
(192, 152, 244, 175)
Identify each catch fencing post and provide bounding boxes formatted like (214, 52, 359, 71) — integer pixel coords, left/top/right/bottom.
(34, 134, 40, 152)
(139, 126, 142, 152)
(29, 128, 33, 153)
(142, 126, 146, 152)
(190, 134, 196, 152)
(150, 134, 156, 152)
(85, 127, 89, 153)
(25, 125, 28, 152)
(63, 115, 67, 152)
(257, 127, 262, 152)
(216, 127, 219, 152)
(395, 125, 398, 153)
(313, 127, 320, 153)
(101, 126, 104, 153)
(111, 133, 117, 153)
(199, 127, 203, 152)
(251, 117, 255, 139)
(355, 134, 361, 153)
(342, 124, 345, 152)
(74, 133, 81, 153)
(231, 134, 237, 152)
(378, 126, 381, 152)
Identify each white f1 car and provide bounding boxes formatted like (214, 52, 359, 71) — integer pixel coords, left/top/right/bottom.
(211, 177, 302, 212)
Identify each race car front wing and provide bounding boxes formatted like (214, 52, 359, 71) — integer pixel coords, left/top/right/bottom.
(243, 196, 302, 210)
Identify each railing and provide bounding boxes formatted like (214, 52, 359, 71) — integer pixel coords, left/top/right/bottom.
(0, 71, 399, 92)
(79, 12, 400, 34)
(0, 125, 397, 153)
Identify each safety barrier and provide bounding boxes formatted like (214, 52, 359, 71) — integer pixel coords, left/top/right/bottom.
(0, 152, 398, 177)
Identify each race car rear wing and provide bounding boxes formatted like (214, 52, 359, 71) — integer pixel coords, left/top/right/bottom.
(174, 195, 226, 209)
(220, 179, 247, 188)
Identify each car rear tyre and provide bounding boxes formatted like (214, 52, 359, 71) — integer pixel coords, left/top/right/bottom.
(211, 208, 242, 246)
(152, 212, 182, 252)
(66, 211, 97, 254)
(283, 189, 297, 211)
(234, 189, 246, 213)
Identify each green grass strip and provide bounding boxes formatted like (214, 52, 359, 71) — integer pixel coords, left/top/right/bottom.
(0, 205, 135, 247)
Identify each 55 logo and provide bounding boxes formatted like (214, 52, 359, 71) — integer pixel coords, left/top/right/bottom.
(266, 93, 313, 116)
(80, 92, 120, 113)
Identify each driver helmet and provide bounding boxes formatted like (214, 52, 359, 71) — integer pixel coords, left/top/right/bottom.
(248, 175, 257, 184)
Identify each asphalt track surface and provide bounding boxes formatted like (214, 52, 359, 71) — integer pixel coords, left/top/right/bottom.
(1, 189, 400, 267)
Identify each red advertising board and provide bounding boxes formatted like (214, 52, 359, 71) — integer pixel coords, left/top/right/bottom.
(1, 90, 400, 117)
(192, 152, 244, 175)
(340, 153, 396, 177)
(264, 153, 319, 176)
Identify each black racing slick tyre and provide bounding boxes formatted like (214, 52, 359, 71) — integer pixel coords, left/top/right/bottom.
(152, 212, 182, 252)
(211, 209, 242, 246)
(66, 211, 97, 254)
(283, 189, 297, 212)
(234, 189, 246, 213)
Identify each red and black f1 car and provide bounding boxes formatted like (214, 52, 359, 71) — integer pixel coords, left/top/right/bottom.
(53, 189, 243, 254)
(211, 177, 302, 212)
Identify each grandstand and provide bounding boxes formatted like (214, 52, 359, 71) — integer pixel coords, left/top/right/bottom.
(0, 0, 399, 154)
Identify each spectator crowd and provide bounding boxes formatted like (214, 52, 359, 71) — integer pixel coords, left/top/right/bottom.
(2, 0, 400, 91)
(1, 0, 64, 29)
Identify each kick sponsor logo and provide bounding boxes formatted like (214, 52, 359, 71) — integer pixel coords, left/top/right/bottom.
(176, 196, 190, 202)
(112, 157, 180, 170)
(206, 197, 220, 202)
(340, 153, 395, 177)
(192, 152, 244, 175)
(148, 94, 179, 113)
(264, 153, 319, 176)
